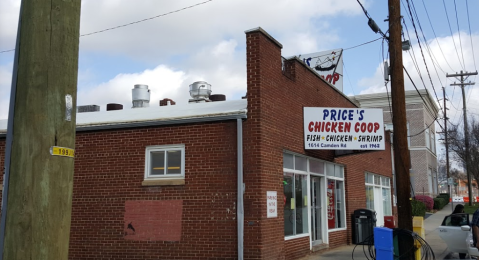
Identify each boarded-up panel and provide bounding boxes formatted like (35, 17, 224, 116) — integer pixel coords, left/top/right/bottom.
(124, 200, 183, 241)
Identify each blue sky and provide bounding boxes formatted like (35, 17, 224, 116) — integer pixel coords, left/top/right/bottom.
(1, 0, 478, 129)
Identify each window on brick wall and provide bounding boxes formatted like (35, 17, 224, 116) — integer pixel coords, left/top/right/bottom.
(425, 127, 430, 149)
(145, 145, 185, 180)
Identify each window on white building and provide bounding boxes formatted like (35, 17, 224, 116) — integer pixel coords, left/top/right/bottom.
(365, 173, 392, 226)
(425, 127, 430, 149)
(145, 145, 185, 180)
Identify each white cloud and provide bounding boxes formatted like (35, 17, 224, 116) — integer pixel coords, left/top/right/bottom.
(77, 65, 186, 110)
(0, 63, 12, 119)
(77, 39, 246, 110)
(356, 32, 479, 125)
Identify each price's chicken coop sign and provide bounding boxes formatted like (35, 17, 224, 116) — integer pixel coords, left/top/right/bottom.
(304, 107, 385, 150)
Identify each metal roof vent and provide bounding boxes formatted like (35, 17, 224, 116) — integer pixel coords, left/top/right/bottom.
(189, 81, 211, 103)
(77, 105, 100, 113)
(132, 84, 150, 108)
(106, 103, 123, 111)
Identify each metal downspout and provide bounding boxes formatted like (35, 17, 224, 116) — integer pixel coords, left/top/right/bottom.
(237, 118, 244, 260)
(0, 2, 23, 258)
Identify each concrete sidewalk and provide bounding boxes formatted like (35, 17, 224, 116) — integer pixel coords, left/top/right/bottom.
(299, 203, 459, 260)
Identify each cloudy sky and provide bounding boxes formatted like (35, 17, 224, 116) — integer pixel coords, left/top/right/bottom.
(0, 0, 478, 130)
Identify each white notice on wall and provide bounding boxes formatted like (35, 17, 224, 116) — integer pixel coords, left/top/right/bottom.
(267, 191, 277, 218)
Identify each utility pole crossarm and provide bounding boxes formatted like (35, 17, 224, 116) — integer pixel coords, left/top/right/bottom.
(450, 83, 475, 86)
(447, 71, 478, 77)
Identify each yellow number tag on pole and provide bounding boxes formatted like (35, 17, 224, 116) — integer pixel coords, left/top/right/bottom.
(50, 146, 75, 158)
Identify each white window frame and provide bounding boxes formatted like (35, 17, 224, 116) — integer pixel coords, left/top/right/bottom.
(145, 144, 185, 180)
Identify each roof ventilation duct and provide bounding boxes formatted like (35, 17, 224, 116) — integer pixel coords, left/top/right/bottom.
(77, 105, 100, 113)
(132, 84, 150, 108)
(106, 103, 123, 111)
(209, 94, 226, 102)
(189, 81, 211, 103)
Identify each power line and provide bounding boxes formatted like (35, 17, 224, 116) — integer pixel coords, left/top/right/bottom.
(453, 0, 466, 70)
(403, 66, 445, 135)
(465, 0, 478, 72)
(0, 0, 213, 53)
(80, 0, 213, 37)
(420, 0, 455, 72)
(442, 0, 465, 70)
(343, 37, 383, 51)
(404, 0, 442, 109)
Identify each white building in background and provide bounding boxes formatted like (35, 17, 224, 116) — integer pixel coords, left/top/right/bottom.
(352, 89, 440, 197)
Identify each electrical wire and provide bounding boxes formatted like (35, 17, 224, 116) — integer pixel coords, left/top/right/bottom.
(80, 0, 212, 37)
(352, 228, 435, 260)
(403, 66, 446, 135)
(420, 0, 455, 72)
(453, 0, 466, 70)
(404, 0, 442, 110)
(465, 0, 477, 72)
(442, 0, 465, 70)
(343, 37, 383, 51)
(0, 0, 213, 53)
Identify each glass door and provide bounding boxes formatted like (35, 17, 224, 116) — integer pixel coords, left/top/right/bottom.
(311, 176, 322, 244)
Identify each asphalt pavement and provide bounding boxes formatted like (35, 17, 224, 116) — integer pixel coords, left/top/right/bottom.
(299, 202, 469, 260)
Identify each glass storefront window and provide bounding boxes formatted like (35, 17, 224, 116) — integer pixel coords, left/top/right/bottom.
(366, 186, 374, 210)
(327, 179, 345, 229)
(284, 173, 308, 237)
(283, 153, 294, 169)
(295, 156, 307, 171)
(310, 160, 324, 174)
(382, 188, 392, 216)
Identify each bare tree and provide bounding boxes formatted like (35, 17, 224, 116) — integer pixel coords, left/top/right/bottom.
(442, 117, 479, 184)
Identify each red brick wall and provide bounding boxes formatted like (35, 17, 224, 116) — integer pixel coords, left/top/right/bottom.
(243, 28, 393, 259)
(335, 132, 394, 244)
(69, 121, 239, 260)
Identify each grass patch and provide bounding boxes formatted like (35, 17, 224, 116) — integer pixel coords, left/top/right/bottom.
(464, 203, 479, 214)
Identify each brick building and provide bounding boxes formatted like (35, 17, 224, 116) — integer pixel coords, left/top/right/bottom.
(352, 89, 440, 197)
(0, 28, 395, 260)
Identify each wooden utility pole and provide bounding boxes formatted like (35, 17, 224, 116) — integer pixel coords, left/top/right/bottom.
(443, 87, 453, 210)
(447, 71, 477, 206)
(0, 0, 81, 259)
(388, 0, 414, 258)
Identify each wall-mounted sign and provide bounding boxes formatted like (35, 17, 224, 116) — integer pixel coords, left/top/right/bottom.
(299, 49, 343, 92)
(304, 107, 385, 150)
(267, 191, 277, 218)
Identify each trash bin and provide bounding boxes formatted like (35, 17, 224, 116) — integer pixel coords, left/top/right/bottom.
(353, 209, 377, 244)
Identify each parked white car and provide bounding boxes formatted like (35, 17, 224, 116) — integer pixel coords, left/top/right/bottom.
(437, 213, 479, 257)
(453, 197, 465, 203)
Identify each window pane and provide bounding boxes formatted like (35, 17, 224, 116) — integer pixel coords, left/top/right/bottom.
(366, 173, 374, 184)
(335, 181, 345, 228)
(295, 174, 308, 235)
(366, 186, 374, 210)
(283, 153, 294, 169)
(382, 188, 392, 216)
(327, 180, 336, 229)
(335, 166, 343, 178)
(284, 173, 294, 236)
(295, 156, 307, 171)
(382, 177, 390, 187)
(167, 150, 181, 174)
(374, 175, 380, 185)
(150, 151, 165, 175)
(310, 160, 324, 174)
(326, 163, 334, 176)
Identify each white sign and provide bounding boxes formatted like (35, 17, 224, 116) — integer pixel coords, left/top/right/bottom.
(304, 107, 385, 150)
(267, 191, 277, 218)
(299, 49, 343, 92)
(448, 178, 453, 185)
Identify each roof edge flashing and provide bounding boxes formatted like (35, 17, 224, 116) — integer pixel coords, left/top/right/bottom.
(244, 27, 283, 49)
